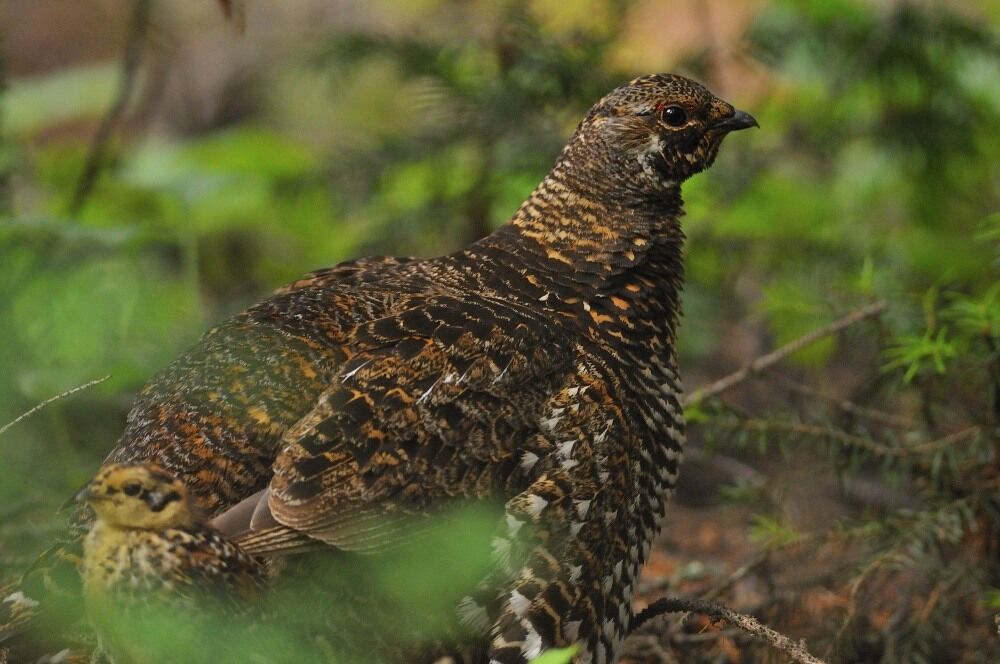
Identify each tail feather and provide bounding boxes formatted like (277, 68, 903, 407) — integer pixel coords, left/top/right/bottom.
(234, 526, 321, 555)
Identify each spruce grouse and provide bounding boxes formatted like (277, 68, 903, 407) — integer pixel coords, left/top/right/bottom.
(77, 464, 267, 663)
(3, 73, 756, 663)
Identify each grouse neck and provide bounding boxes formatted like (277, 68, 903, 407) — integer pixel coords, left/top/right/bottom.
(481, 154, 686, 292)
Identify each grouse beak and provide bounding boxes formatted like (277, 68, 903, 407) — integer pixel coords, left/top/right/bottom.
(58, 482, 88, 512)
(713, 109, 759, 132)
(65, 485, 100, 510)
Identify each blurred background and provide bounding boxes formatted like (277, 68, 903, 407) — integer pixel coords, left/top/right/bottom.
(1, 0, 998, 662)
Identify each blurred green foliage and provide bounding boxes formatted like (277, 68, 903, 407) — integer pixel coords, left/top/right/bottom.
(1, 0, 998, 661)
(527, 646, 579, 664)
(75, 502, 502, 663)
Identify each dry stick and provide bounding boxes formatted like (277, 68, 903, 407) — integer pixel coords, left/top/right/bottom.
(684, 301, 888, 407)
(68, 0, 152, 214)
(632, 597, 827, 664)
(0, 375, 111, 438)
(657, 549, 780, 646)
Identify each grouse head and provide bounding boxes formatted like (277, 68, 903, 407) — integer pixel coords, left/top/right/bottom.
(76, 463, 195, 530)
(570, 73, 757, 197)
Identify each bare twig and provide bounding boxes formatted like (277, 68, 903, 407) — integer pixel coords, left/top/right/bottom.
(0, 375, 111, 438)
(68, 0, 152, 213)
(684, 301, 887, 407)
(631, 596, 826, 664)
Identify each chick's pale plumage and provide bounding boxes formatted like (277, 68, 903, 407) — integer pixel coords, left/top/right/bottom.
(78, 464, 266, 663)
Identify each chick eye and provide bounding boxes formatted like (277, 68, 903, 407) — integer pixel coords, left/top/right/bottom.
(661, 105, 688, 127)
(123, 483, 142, 496)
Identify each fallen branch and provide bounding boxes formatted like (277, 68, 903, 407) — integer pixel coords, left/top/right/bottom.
(631, 596, 826, 664)
(0, 375, 111, 438)
(684, 301, 887, 407)
(68, 0, 152, 213)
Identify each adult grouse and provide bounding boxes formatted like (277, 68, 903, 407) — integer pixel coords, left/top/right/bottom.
(7, 73, 756, 664)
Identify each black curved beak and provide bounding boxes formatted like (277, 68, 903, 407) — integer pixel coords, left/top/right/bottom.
(714, 109, 759, 132)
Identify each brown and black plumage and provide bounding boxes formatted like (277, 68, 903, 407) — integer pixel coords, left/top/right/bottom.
(5, 73, 756, 663)
(77, 464, 266, 663)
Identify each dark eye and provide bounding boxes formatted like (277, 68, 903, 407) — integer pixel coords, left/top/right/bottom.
(662, 105, 688, 127)
(123, 483, 142, 496)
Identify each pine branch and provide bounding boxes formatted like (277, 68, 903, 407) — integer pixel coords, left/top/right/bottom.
(631, 596, 826, 664)
(684, 301, 887, 407)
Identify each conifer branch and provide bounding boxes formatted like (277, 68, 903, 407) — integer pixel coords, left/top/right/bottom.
(631, 596, 826, 664)
(685, 301, 887, 407)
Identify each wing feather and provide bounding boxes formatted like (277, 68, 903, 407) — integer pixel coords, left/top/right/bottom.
(226, 294, 573, 555)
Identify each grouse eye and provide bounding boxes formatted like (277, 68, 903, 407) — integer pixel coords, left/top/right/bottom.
(122, 483, 142, 496)
(661, 105, 688, 127)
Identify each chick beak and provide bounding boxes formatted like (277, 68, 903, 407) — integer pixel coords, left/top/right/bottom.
(74, 487, 95, 503)
(714, 109, 759, 132)
(60, 484, 97, 512)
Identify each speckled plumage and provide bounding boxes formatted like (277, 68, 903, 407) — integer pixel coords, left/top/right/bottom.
(78, 464, 266, 664)
(5, 73, 755, 664)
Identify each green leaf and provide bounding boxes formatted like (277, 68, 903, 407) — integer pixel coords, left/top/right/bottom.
(882, 328, 957, 384)
(364, 502, 502, 638)
(943, 284, 1000, 339)
(180, 126, 319, 179)
(749, 514, 801, 549)
(530, 645, 581, 664)
(2, 63, 120, 135)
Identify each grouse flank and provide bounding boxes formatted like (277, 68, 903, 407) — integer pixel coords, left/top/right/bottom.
(78, 464, 266, 663)
(5, 73, 756, 664)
